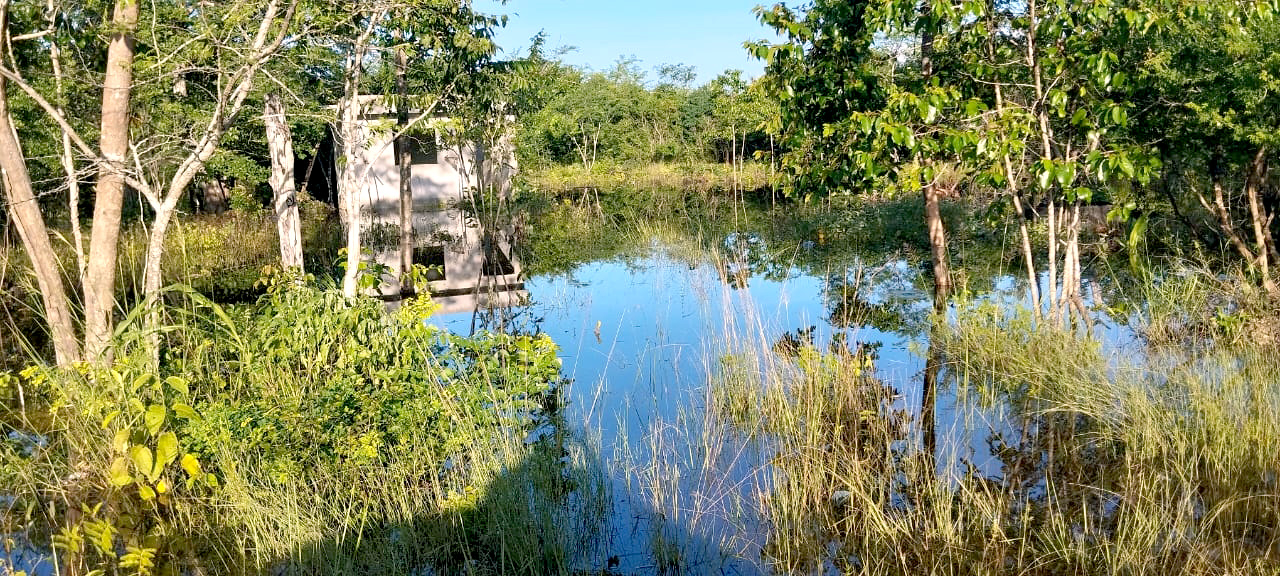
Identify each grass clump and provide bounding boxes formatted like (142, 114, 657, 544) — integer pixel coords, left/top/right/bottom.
(934, 299, 1280, 575)
(1, 276, 605, 576)
(702, 266, 1280, 575)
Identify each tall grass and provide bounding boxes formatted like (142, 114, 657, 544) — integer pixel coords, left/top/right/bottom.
(1, 280, 607, 576)
(0, 199, 343, 367)
(629, 243, 1280, 575)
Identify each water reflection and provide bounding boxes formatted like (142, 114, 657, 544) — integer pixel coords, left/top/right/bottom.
(435, 193, 1161, 572)
(371, 204, 529, 317)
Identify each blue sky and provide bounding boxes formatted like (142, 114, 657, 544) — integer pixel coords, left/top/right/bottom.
(475, 0, 781, 83)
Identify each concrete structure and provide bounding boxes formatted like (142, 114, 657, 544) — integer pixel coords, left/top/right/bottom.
(338, 98, 523, 310)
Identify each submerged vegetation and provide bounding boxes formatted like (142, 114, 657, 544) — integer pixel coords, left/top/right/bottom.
(704, 282, 1280, 575)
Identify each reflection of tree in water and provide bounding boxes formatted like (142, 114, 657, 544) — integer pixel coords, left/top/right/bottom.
(824, 267, 930, 335)
(718, 232, 796, 289)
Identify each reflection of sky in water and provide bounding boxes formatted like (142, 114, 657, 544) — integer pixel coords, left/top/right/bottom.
(431, 241, 1138, 574)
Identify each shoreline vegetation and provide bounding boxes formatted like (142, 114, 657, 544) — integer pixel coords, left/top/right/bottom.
(5, 0, 1280, 572)
(523, 162, 773, 196)
(6, 176, 1280, 574)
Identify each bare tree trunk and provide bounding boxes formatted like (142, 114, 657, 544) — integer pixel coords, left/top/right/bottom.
(986, 4, 1040, 317)
(265, 92, 304, 271)
(0, 70, 80, 365)
(1199, 167, 1257, 268)
(47, 18, 85, 277)
(337, 15, 382, 298)
(83, 0, 139, 361)
(1047, 198, 1060, 322)
(396, 43, 414, 295)
(1067, 202, 1089, 323)
(141, 194, 179, 307)
(1244, 147, 1277, 295)
(339, 99, 365, 298)
(919, 1, 951, 309)
(1027, 0, 1062, 323)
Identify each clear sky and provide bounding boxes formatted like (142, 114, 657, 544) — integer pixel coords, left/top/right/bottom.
(474, 0, 780, 83)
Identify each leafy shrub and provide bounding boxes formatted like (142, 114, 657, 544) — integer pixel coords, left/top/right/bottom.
(1, 279, 564, 575)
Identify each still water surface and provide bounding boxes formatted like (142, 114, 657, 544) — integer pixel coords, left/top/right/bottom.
(431, 231, 1135, 574)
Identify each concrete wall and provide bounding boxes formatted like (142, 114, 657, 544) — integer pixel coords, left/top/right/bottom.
(352, 116, 470, 221)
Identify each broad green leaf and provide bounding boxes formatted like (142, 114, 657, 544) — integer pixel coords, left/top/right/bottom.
(131, 373, 154, 393)
(108, 457, 133, 487)
(1118, 156, 1136, 178)
(130, 445, 155, 483)
(172, 402, 201, 422)
(1038, 168, 1053, 190)
(138, 484, 156, 501)
(165, 376, 190, 396)
(113, 428, 131, 454)
(155, 432, 180, 477)
(144, 404, 167, 437)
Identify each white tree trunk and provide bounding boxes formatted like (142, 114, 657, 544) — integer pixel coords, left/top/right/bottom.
(265, 92, 304, 271)
(338, 92, 365, 298)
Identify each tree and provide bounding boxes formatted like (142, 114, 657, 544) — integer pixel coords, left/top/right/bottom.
(2, 0, 303, 363)
(1132, 0, 1280, 296)
(265, 92, 304, 272)
(750, 0, 969, 305)
(751, 0, 1158, 326)
(0, 1, 79, 365)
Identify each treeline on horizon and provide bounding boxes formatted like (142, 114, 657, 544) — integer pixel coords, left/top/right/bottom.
(510, 38, 779, 171)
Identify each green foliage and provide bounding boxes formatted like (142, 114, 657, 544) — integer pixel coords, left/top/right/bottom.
(749, 0, 1158, 202)
(512, 49, 778, 170)
(1, 281, 566, 574)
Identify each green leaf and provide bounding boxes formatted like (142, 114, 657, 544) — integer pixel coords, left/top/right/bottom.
(1056, 163, 1076, 187)
(144, 404, 167, 437)
(109, 457, 133, 487)
(130, 445, 155, 482)
(113, 428, 131, 454)
(1118, 155, 1136, 178)
(172, 402, 202, 422)
(138, 484, 157, 501)
(132, 373, 155, 393)
(155, 432, 180, 476)
(165, 376, 190, 396)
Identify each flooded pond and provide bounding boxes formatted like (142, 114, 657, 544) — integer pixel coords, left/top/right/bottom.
(425, 194, 1137, 574)
(14, 192, 1248, 576)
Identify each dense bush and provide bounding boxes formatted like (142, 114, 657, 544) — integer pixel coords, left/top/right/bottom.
(1, 279, 565, 575)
